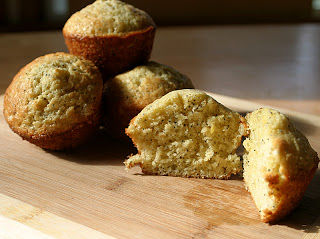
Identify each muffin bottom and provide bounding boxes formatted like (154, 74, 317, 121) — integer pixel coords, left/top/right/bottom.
(9, 112, 101, 151)
(63, 26, 155, 80)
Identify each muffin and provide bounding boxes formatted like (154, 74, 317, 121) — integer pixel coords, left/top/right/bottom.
(103, 61, 194, 141)
(243, 108, 319, 223)
(125, 89, 248, 179)
(3, 52, 103, 150)
(63, 0, 156, 80)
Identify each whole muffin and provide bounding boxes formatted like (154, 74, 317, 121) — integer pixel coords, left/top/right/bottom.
(243, 108, 319, 223)
(63, 0, 156, 80)
(125, 89, 248, 179)
(3, 52, 103, 150)
(103, 61, 194, 141)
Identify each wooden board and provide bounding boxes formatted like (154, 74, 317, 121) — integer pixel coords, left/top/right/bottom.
(0, 92, 320, 239)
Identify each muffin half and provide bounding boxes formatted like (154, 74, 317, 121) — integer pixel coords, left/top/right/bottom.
(103, 61, 194, 141)
(125, 89, 248, 179)
(243, 108, 319, 223)
(3, 52, 103, 150)
(63, 0, 156, 80)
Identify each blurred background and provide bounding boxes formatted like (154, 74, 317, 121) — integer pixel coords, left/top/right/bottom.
(0, 0, 320, 31)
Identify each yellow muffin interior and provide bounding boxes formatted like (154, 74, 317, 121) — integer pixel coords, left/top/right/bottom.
(125, 89, 247, 179)
(243, 108, 319, 222)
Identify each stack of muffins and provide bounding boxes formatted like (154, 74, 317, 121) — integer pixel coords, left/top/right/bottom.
(4, 0, 194, 149)
(3, 0, 319, 224)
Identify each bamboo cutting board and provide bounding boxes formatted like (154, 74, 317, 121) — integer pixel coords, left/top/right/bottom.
(0, 93, 319, 239)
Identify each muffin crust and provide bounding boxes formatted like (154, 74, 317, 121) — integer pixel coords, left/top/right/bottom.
(4, 52, 103, 150)
(63, 0, 155, 37)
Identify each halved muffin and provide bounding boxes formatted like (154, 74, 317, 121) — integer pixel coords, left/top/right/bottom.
(63, 0, 156, 80)
(103, 61, 194, 141)
(243, 108, 319, 223)
(125, 89, 248, 179)
(3, 52, 103, 150)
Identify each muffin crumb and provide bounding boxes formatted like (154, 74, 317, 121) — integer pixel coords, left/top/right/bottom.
(125, 89, 248, 179)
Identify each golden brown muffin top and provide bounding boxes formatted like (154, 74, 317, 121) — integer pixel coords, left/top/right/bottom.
(4, 52, 103, 137)
(63, 0, 155, 37)
(106, 61, 194, 110)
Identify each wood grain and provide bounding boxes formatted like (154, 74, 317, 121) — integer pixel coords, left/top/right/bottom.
(0, 93, 320, 238)
(0, 194, 114, 239)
